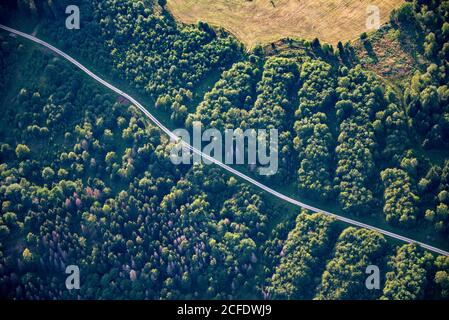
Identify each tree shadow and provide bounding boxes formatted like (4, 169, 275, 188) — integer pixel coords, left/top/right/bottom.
(363, 40, 378, 64)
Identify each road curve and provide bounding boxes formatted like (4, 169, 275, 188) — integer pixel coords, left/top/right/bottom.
(2, 24, 448, 257)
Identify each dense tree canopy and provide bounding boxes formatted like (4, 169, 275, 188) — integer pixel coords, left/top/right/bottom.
(381, 168, 419, 226)
(0, 0, 448, 300)
(293, 60, 336, 200)
(381, 244, 433, 300)
(316, 227, 387, 300)
(334, 66, 384, 213)
(269, 211, 336, 299)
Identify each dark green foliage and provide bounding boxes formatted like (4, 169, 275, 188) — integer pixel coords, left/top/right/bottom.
(246, 57, 299, 180)
(381, 168, 419, 226)
(39, 0, 242, 124)
(0, 0, 448, 301)
(94, 0, 239, 100)
(434, 255, 449, 299)
(0, 41, 269, 299)
(425, 160, 449, 234)
(381, 244, 433, 300)
(188, 56, 299, 180)
(316, 227, 387, 300)
(186, 61, 260, 130)
(293, 60, 335, 200)
(401, 1, 449, 149)
(334, 66, 383, 213)
(269, 211, 336, 299)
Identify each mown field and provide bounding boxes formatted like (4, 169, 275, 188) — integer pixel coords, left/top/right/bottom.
(167, 0, 404, 48)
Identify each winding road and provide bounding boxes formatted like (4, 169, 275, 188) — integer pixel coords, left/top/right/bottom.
(1, 24, 448, 256)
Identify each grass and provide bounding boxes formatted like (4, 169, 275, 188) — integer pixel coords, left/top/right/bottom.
(167, 0, 405, 49)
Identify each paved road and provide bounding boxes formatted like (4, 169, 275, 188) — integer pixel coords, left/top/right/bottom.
(2, 24, 448, 256)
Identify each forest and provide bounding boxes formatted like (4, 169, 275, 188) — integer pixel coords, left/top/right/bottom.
(0, 0, 448, 300)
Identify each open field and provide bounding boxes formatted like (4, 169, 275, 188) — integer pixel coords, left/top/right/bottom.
(167, 0, 404, 48)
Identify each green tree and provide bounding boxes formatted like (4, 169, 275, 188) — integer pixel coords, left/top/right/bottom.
(15, 144, 30, 159)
